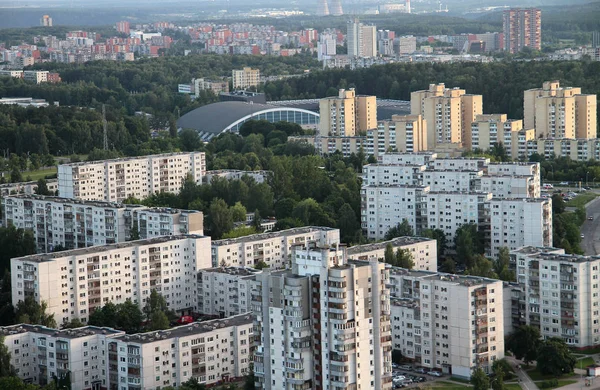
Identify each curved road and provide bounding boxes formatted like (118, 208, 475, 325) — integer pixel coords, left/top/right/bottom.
(580, 195, 600, 255)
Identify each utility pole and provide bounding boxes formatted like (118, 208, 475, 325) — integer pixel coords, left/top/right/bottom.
(102, 104, 108, 151)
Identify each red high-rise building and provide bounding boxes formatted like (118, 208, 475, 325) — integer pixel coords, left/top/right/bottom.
(503, 8, 541, 53)
(116, 21, 130, 35)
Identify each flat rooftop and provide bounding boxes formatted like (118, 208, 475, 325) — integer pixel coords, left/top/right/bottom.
(212, 226, 336, 246)
(59, 152, 202, 167)
(115, 313, 253, 344)
(199, 266, 261, 277)
(0, 324, 124, 339)
(511, 246, 564, 255)
(12, 234, 208, 263)
(389, 267, 500, 287)
(347, 237, 434, 255)
(490, 197, 549, 203)
(524, 252, 600, 264)
(0, 178, 58, 189)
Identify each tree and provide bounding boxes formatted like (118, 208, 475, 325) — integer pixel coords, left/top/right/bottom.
(129, 221, 140, 241)
(14, 296, 56, 328)
(392, 350, 403, 364)
(467, 255, 497, 279)
(492, 359, 513, 378)
(536, 337, 576, 377)
(470, 367, 490, 390)
(0, 270, 15, 326)
(169, 117, 178, 138)
(552, 194, 566, 214)
(243, 373, 256, 390)
(0, 377, 40, 389)
(252, 209, 263, 232)
(61, 318, 84, 329)
(143, 290, 175, 331)
(179, 128, 202, 151)
(440, 258, 456, 274)
(336, 203, 360, 244)
(395, 248, 415, 269)
(34, 178, 51, 195)
(180, 377, 207, 390)
(222, 226, 258, 239)
(491, 369, 505, 390)
(207, 198, 234, 239)
(494, 247, 515, 281)
(422, 228, 448, 258)
(0, 334, 14, 377)
(10, 167, 22, 183)
(115, 299, 143, 334)
(231, 201, 248, 222)
(384, 243, 395, 264)
(0, 225, 37, 274)
(384, 219, 414, 240)
(255, 260, 269, 270)
(147, 311, 170, 331)
(454, 223, 484, 268)
(506, 325, 541, 365)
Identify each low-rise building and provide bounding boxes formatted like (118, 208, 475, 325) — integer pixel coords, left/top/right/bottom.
(347, 236, 438, 271)
(0, 179, 58, 197)
(11, 235, 211, 325)
(389, 268, 505, 378)
(203, 169, 270, 184)
(211, 226, 340, 269)
(2, 194, 203, 253)
(197, 267, 261, 317)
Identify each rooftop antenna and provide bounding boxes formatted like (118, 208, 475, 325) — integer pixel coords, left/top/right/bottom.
(102, 104, 108, 151)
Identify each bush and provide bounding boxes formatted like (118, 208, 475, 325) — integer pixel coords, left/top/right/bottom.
(540, 379, 559, 389)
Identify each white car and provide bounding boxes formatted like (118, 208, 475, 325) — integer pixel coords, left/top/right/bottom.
(560, 181, 569, 185)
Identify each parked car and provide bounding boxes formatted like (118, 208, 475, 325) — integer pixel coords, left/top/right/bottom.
(581, 233, 585, 239)
(414, 368, 426, 374)
(399, 365, 412, 371)
(417, 377, 427, 382)
(589, 216, 594, 221)
(428, 371, 442, 377)
(560, 181, 569, 185)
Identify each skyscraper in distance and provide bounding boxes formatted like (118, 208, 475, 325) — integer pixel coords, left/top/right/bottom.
(316, 0, 330, 16)
(40, 15, 52, 27)
(503, 8, 541, 53)
(329, 0, 344, 15)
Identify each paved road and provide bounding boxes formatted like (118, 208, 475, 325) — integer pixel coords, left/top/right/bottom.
(580, 195, 600, 255)
(515, 366, 540, 390)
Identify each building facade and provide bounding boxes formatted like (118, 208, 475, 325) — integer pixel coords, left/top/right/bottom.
(389, 268, 505, 378)
(347, 236, 438, 271)
(318, 88, 377, 137)
(232, 67, 260, 89)
(367, 115, 428, 157)
(253, 244, 392, 390)
(347, 19, 378, 58)
(11, 235, 211, 325)
(503, 8, 541, 53)
(197, 267, 261, 317)
(211, 226, 340, 269)
(57, 152, 206, 202)
(471, 114, 525, 152)
(2, 194, 203, 253)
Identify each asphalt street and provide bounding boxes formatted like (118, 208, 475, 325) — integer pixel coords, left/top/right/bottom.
(580, 195, 600, 255)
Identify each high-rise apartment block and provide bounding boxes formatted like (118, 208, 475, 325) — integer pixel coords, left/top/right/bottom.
(503, 8, 541, 53)
(11, 235, 211, 325)
(2, 194, 203, 253)
(410, 83, 483, 150)
(398, 35, 417, 55)
(317, 33, 337, 60)
(252, 244, 392, 390)
(197, 267, 261, 317)
(524, 81, 597, 139)
(347, 236, 438, 271)
(116, 20, 130, 35)
(319, 88, 377, 136)
(367, 114, 428, 157)
(232, 67, 260, 89)
(390, 268, 505, 377)
(57, 152, 206, 202)
(489, 198, 552, 258)
(211, 226, 340, 269)
(471, 114, 527, 154)
(41, 15, 53, 27)
(511, 247, 600, 348)
(2, 314, 254, 389)
(347, 19, 378, 58)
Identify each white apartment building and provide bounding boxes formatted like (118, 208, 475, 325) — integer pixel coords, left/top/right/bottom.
(512, 247, 600, 348)
(2, 194, 203, 253)
(108, 314, 254, 389)
(2, 314, 254, 390)
(430, 157, 489, 171)
(378, 151, 437, 166)
(424, 191, 492, 243)
(11, 235, 211, 325)
(362, 184, 429, 240)
(347, 236, 438, 271)
(197, 267, 261, 317)
(252, 244, 392, 390)
(480, 175, 539, 199)
(203, 169, 270, 184)
(362, 163, 426, 186)
(0, 178, 58, 197)
(24, 70, 49, 84)
(232, 67, 260, 89)
(57, 152, 206, 202)
(422, 169, 483, 192)
(389, 268, 505, 378)
(489, 198, 552, 258)
(1, 324, 124, 389)
(211, 226, 340, 269)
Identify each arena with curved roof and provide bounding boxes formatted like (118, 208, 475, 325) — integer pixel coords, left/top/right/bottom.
(177, 101, 320, 141)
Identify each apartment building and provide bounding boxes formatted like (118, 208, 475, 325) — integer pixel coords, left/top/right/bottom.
(2, 194, 203, 253)
(252, 244, 392, 390)
(232, 67, 260, 89)
(503, 8, 541, 53)
(109, 314, 254, 389)
(1, 324, 124, 389)
(511, 247, 600, 348)
(319, 88, 377, 136)
(378, 151, 437, 166)
(362, 163, 426, 186)
(524, 81, 597, 140)
(479, 175, 539, 199)
(489, 198, 552, 257)
(24, 70, 49, 84)
(203, 169, 270, 184)
(422, 169, 483, 192)
(2, 314, 254, 390)
(57, 152, 206, 202)
(347, 18, 378, 57)
(347, 236, 438, 271)
(410, 83, 483, 149)
(11, 235, 211, 325)
(367, 114, 428, 157)
(197, 267, 261, 317)
(211, 226, 340, 269)
(398, 35, 417, 54)
(389, 268, 505, 378)
(471, 114, 526, 152)
(525, 138, 600, 161)
(0, 178, 58, 197)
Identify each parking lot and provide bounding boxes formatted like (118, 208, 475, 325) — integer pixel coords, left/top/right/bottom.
(392, 364, 445, 388)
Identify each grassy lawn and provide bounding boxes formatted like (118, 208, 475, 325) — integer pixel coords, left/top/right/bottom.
(547, 379, 578, 389)
(526, 367, 575, 381)
(21, 167, 57, 181)
(505, 384, 522, 390)
(577, 346, 600, 355)
(449, 377, 471, 384)
(431, 381, 472, 389)
(566, 192, 599, 207)
(577, 357, 595, 369)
